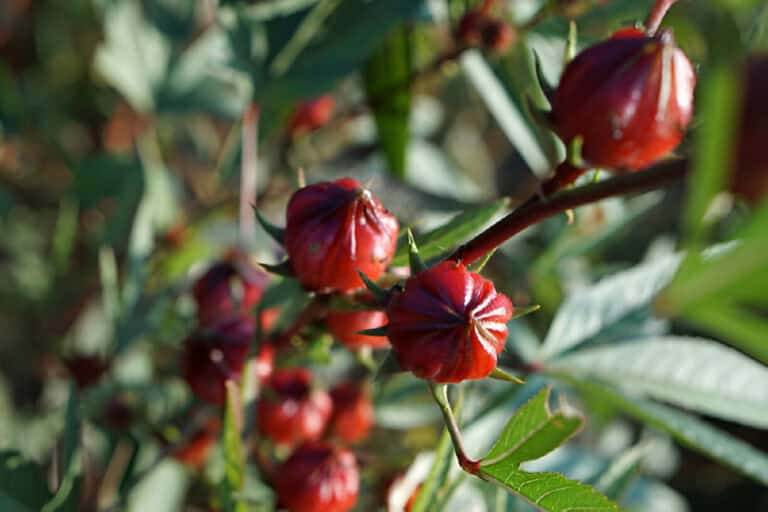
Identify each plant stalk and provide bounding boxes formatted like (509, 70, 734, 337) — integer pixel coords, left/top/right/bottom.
(646, 0, 678, 34)
(429, 383, 480, 474)
(450, 159, 688, 265)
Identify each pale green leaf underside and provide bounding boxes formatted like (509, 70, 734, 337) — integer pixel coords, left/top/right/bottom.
(562, 378, 768, 485)
(552, 336, 768, 428)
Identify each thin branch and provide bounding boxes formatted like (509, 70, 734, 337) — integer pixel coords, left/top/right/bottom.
(239, 103, 260, 245)
(429, 383, 480, 474)
(450, 159, 688, 265)
(646, 0, 678, 34)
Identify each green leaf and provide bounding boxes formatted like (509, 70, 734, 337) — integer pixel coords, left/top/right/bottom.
(94, 0, 171, 112)
(406, 229, 427, 275)
(259, 0, 423, 102)
(391, 199, 508, 266)
(550, 336, 768, 428)
(0, 452, 53, 511)
(481, 387, 582, 467)
(594, 442, 654, 500)
(220, 381, 246, 512)
(480, 466, 620, 512)
(43, 384, 81, 512)
(562, 378, 768, 485)
(364, 25, 412, 178)
(540, 253, 681, 360)
(477, 388, 618, 511)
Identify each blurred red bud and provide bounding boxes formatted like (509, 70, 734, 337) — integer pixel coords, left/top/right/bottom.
(326, 310, 389, 349)
(289, 96, 335, 135)
(275, 442, 359, 512)
(329, 382, 374, 443)
(64, 354, 109, 389)
(257, 368, 332, 446)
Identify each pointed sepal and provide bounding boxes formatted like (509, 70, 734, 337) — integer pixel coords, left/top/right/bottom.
(254, 208, 285, 245)
(531, 50, 555, 102)
(488, 367, 526, 385)
(357, 270, 390, 305)
(406, 229, 427, 275)
(259, 259, 294, 277)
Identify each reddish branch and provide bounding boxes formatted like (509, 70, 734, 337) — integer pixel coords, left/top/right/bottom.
(645, 0, 678, 34)
(450, 159, 688, 265)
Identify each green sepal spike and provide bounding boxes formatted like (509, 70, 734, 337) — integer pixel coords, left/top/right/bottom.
(406, 228, 428, 275)
(357, 270, 390, 305)
(254, 207, 285, 245)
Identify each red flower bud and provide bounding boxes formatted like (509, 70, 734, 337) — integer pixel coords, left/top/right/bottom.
(181, 316, 255, 406)
(731, 56, 768, 204)
(456, 11, 485, 46)
(326, 310, 389, 349)
(289, 96, 335, 135)
(481, 20, 516, 53)
(257, 368, 332, 446)
(275, 442, 359, 512)
(284, 178, 399, 293)
(103, 395, 135, 430)
(386, 261, 513, 383)
(64, 354, 109, 389)
(172, 417, 220, 469)
(255, 342, 275, 383)
(551, 28, 695, 171)
(193, 250, 269, 327)
(329, 382, 374, 443)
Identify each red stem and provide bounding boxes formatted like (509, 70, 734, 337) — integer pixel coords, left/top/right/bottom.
(449, 160, 688, 265)
(645, 0, 678, 34)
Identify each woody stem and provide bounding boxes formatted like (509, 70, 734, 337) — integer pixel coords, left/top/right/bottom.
(450, 159, 688, 266)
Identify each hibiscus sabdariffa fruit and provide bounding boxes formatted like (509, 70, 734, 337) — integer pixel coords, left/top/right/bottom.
(551, 28, 695, 171)
(731, 56, 768, 204)
(181, 316, 254, 406)
(257, 368, 332, 447)
(274, 441, 359, 512)
(386, 261, 513, 383)
(326, 309, 390, 349)
(284, 178, 399, 293)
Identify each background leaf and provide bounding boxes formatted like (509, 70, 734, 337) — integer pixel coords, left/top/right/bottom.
(364, 25, 412, 179)
(551, 336, 768, 428)
(562, 378, 768, 485)
(539, 253, 681, 360)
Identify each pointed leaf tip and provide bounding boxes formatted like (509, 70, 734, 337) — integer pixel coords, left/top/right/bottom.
(406, 228, 427, 274)
(254, 208, 285, 244)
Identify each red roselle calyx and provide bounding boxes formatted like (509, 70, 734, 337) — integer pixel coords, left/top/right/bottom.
(181, 316, 254, 406)
(456, 10, 515, 53)
(64, 354, 110, 389)
(731, 56, 768, 204)
(329, 382, 374, 443)
(275, 441, 359, 512)
(257, 368, 332, 446)
(386, 261, 513, 383)
(289, 95, 335, 136)
(551, 28, 695, 171)
(193, 249, 269, 327)
(326, 309, 389, 349)
(284, 178, 399, 293)
(171, 417, 220, 469)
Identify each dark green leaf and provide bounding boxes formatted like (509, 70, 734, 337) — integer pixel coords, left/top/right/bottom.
(0, 452, 53, 511)
(391, 199, 508, 266)
(364, 25, 412, 178)
(481, 387, 582, 466)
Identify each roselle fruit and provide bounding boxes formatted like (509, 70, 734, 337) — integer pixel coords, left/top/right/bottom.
(284, 178, 399, 293)
(551, 28, 695, 171)
(386, 261, 513, 383)
(326, 309, 389, 349)
(275, 442, 359, 512)
(181, 316, 254, 406)
(172, 417, 220, 469)
(329, 382, 374, 443)
(289, 95, 335, 135)
(731, 56, 768, 204)
(193, 249, 269, 327)
(257, 368, 332, 446)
